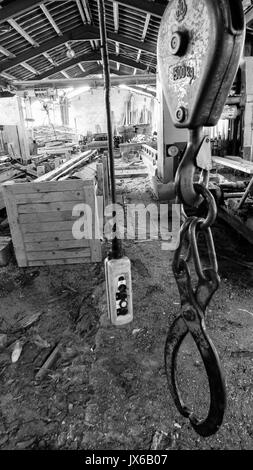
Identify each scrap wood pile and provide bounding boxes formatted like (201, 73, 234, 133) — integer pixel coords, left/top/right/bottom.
(0, 155, 37, 211)
(33, 125, 78, 146)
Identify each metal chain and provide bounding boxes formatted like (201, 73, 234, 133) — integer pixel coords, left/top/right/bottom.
(164, 146, 226, 437)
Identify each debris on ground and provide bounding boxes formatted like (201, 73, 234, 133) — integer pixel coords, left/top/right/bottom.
(0, 173, 252, 450)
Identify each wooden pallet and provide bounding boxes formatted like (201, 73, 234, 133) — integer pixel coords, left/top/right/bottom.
(2, 179, 102, 267)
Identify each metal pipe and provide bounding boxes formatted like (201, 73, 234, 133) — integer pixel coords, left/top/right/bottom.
(97, 0, 122, 259)
(237, 176, 253, 209)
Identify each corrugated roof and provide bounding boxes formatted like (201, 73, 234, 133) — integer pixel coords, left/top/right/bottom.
(0, 0, 167, 84)
(0, 0, 251, 85)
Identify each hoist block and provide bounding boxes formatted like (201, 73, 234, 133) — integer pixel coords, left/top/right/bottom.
(157, 0, 245, 129)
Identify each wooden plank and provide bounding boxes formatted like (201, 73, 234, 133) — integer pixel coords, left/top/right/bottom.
(21, 221, 76, 233)
(35, 150, 93, 182)
(114, 165, 147, 171)
(28, 258, 92, 266)
(27, 249, 90, 261)
(212, 156, 253, 174)
(83, 182, 102, 263)
(18, 191, 85, 204)
(19, 211, 75, 224)
(115, 170, 148, 178)
(74, 165, 97, 181)
(24, 231, 76, 242)
(10, 180, 92, 194)
(2, 182, 27, 267)
(25, 239, 90, 251)
(18, 201, 82, 214)
(96, 162, 104, 197)
(0, 169, 22, 183)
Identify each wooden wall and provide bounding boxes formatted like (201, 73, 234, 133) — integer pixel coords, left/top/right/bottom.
(3, 179, 102, 267)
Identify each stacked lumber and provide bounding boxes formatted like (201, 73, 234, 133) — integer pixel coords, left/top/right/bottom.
(0, 160, 28, 210)
(33, 125, 77, 145)
(35, 150, 98, 182)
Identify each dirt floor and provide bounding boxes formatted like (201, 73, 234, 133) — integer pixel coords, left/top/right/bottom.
(0, 172, 253, 450)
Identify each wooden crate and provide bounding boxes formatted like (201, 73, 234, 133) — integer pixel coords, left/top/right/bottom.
(2, 179, 102, 267)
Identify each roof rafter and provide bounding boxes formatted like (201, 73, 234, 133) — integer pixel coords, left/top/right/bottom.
(0, 25, 156, 73)
(246, 6, 253, 24)
(0, 0, 166, 26)
(32, 52, 101, 80)
(30, 51, 154, 81)
(43, 51, 58, 66)
(0, 25, 98, 73)
(40, 4, 62, 36)
(109, 53, 153, 72)
(0, 45, 15, 58)
(78, 63, 86, 72)
(0, 0, 45, 24)
(107, 31, 156, 55)
(81, 0, 92, 24)
(61, 70, 70, 78)
(113, 2, 119, 33)
(20, 62, 39, 75)
(8, 18, 39, 47)
(141, 13, 151, 41)
(107, 0, 165, 18)
(76, 0, 87, 23)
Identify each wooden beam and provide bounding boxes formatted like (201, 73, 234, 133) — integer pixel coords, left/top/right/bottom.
(113, 2, 119, 33)
(61, 70, 70, 79)
(0, 26, 98, 73)
(107, 30, 156, 55)
(0, 0, 44, 24)
(78, 63, 86, 73)
(81, 0, 92, 24)
(15, 74, 156, 90)
(32, 52, 101, 80)
(76, 0, 86, 23)
(7, 19, 39, 47)
(141, 13, 151, 41)
(246, 6, 253, 24)
(0, 0, 166, 25)
(109, 53, 153, 72)
(40, 4, 62, 36)
(20, 62, 39, 75)
(43, 52, 58, 66)
(26, 50, 153, 81)
(0, 25, 156, 74)
(0, 45, 15, 58)
(107, 0, 165, 18)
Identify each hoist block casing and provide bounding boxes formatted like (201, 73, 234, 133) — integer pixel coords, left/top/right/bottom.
(157, 0, 245, 129)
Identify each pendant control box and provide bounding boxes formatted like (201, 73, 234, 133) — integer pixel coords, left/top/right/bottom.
(105, 256, 133, 326)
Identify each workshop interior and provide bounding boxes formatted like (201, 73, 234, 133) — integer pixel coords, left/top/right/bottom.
(0, 0, 253, 452)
